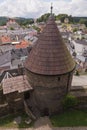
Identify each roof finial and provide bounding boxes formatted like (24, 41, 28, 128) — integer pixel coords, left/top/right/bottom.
(51, 3, 53, 15)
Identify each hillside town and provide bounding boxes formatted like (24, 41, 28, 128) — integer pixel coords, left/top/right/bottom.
(0, 6, 87, 129)
(0, 17, 87, 79)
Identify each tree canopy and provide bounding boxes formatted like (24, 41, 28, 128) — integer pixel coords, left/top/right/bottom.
(56, 14, 74, 23)
(16, 18, 34, 26)
(0, 17, 7, 26)
(37, 14, 87, 24)
(37, 13, 74, 23)
(37, 13, 51, 22)
(0, 17, 34, 27)
(79, 19, 87, 27)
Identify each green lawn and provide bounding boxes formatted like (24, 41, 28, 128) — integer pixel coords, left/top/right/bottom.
(50, 110, 87, 127)
(0, 112, 33, 128)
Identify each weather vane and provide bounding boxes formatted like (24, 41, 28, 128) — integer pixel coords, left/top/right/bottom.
(51, 3, 53, 15)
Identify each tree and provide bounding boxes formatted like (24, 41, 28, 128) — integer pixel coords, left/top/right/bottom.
(0, 16, 7, 26)
(16, 18, 34, 26)
(37, 13, 51, 22)
(56, 14, 74, 23)
(10, 27, 14, 30)
(56, 14, 68, 23)
(32, 25, 41, 33)
(73, 28, 78, 32)
(63, 94, 78, 109)
(79, 19, 87, 27)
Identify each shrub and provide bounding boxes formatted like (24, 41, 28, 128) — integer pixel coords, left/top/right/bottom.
(10, 27, 14, 30)
(63, 94, 78, 109)
(75, 70, 80, 76)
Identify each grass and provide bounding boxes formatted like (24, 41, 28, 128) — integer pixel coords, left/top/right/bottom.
(50, 109, 87, 127)
(0, 112, 33, 128)
(1, 110, 87, 128)
(80, 72, 87, 75)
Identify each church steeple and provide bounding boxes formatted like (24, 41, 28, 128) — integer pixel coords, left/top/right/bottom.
(50, 3, 53, 15)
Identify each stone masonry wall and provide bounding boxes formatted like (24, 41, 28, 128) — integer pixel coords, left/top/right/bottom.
(26, 70, 73, 89)
(26, 69, 74, 115)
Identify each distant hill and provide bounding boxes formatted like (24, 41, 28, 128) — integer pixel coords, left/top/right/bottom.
(0, 16, 34, 26)
(0, 17, 8, 26)
(0, 15, 87, 27)
(37, 13, 87, 25)
(73, 17, 87, 23)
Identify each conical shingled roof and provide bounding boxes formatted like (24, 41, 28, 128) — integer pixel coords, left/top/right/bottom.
(25, 16, 75, 75)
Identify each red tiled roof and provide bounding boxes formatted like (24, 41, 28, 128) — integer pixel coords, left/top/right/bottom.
(25, 15, 75, 75)
(2, 75, 32, 94)
(0, 36, 11, 44)
(15, 40, 31, 49)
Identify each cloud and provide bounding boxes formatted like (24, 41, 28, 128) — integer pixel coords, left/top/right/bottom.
(0, 0, 87, 18)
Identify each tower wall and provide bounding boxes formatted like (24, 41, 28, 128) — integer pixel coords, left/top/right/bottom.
(25, 69, 74, 114)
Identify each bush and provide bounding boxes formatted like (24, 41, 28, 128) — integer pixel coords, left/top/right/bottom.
(75, 70, 80, 76)
(10, 27, 14, 30)
(73, 28, 78, 32)
(63, 94, 78, 109)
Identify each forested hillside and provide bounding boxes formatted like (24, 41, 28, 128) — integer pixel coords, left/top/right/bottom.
(0, 17, 34, 26)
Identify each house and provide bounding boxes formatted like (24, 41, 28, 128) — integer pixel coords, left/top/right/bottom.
(0, 51, 11, 68)
(15, 40, 31, 49)
(73, 31, 86, 40)
(64, 18, 69, 24)
(0, 35, 11, 44)
(0, 44, 15, 53)
(72, 40, 87, 55)
(6, 18, 20, 30)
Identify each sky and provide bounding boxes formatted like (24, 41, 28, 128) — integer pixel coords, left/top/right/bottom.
(0, 0, 87, 18)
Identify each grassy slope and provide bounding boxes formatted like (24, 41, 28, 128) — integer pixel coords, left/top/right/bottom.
(50, 110, 87, 127)
(0, 113, 33, 128)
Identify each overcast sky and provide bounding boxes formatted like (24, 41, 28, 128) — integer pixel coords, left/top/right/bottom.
(0, 0, 87, 18)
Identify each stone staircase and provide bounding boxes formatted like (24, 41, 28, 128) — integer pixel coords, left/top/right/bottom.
(24, 100, 36, 120)
(24, 99, 41, 120)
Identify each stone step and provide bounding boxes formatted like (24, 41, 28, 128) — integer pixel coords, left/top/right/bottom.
(24, 99, 41, 119)
(24, 100, 36, 120)
(71, 85, 87, 91)
(70, 90, 87, 98)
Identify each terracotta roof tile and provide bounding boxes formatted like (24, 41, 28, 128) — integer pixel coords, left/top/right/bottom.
(0, 36, 11, 44)
(15, 40, 31, 49)
(24, 16, 75, 75)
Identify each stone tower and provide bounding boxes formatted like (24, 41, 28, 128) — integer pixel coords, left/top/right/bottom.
(24, 13, 75, 115)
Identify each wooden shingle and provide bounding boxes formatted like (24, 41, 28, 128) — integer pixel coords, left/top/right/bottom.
(25, 16, 75, 75)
